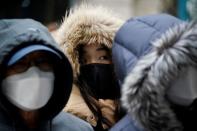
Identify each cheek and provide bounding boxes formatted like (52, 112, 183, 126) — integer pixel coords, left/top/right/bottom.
(104, 60, 112, 64)
(99, 60, 112, 64)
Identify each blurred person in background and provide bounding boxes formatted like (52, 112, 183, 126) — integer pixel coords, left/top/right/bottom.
(110, 14, 185, 131)
(0, 0, 23, 19)
(53, 4, 124, 131)
(187, 0, 197, 21)
(0, 19, 94, 131)
(0, 0, 70, 31)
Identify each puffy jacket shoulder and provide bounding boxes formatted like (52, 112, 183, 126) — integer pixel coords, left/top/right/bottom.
(112, 14, 182, 84)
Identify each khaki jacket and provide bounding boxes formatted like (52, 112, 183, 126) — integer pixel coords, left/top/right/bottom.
(63, 84, 118, 129)
(63, 85, 97, 127)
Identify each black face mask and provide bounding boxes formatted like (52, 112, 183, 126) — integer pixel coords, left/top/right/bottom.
(78, 64, 120, 99)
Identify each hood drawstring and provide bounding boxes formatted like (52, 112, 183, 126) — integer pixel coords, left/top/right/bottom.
(49, 120, 52, 131)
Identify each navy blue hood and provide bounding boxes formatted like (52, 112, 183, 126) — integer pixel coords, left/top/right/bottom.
(112, 14, 182, 85)
(112, 14, 189, 131)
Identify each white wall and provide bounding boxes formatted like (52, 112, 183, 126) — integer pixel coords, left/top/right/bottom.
(71, 0, 164, 20)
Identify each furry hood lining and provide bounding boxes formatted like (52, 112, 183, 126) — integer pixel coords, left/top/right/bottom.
(53, 4, 123, 77)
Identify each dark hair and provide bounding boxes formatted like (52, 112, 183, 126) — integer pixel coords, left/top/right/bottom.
(76, 76, 114, 129)
(76, 44, 118, 129)
(0, 0, 70, 25)
(0, 0, 23, 18)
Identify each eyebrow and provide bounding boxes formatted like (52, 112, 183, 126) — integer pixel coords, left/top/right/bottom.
(96, 46, 109, 51)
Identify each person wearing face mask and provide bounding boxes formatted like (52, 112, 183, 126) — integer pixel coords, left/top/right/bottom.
(0, 19, 94, 131)
(52, 4, 124, 131)
(110, 14, 197, 131)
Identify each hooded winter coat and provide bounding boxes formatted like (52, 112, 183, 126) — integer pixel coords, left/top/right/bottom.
(53, 4, 124, 129)
(0, 19, 93, 131)
(110, 14, 186, 131)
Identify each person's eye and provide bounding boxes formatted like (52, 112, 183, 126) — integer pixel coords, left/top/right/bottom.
(98, 56, 110, 60)
(36, 57, 49, 63)
(7, 59, 29, 74)
(36, 58, 54, 71)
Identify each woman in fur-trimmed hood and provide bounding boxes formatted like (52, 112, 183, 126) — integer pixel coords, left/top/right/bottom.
(111, 14, 197, 131)
(53, 4, 124, 131)
(53, 4, 123, 76)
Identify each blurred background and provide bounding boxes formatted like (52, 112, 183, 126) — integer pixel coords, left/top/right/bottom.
(1, 0, 196, 31)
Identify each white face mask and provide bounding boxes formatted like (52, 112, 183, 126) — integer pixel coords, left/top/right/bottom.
(166, 67, 197, 106)
(1, 67, 54, 111)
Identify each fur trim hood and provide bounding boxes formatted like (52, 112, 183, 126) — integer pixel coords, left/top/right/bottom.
(122, 22, 197, 131)
(53, 4, 123, 77)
